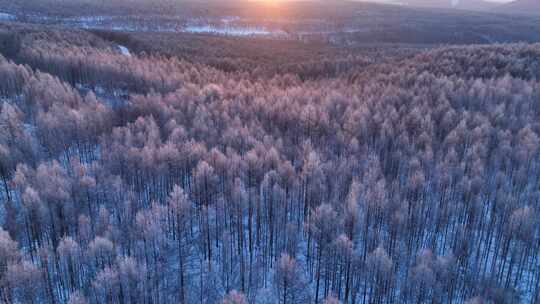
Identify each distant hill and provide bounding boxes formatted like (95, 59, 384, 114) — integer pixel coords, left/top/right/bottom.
(493, 0, 540, 15)
(364, 0, 499, 11)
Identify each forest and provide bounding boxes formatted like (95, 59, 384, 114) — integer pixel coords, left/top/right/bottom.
(1, 3, 540, 304)
(3, 0, 540, 45)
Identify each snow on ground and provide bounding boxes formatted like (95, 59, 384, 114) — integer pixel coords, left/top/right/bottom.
(118, 45, 131, 57)
(0, 12, 15, 20)
(183, 25, 283, 36)
(0, 200, 4, 226)
(221, 16, 241, 23)
(5, 12, 293, 38)
(70, 16, 109, 23)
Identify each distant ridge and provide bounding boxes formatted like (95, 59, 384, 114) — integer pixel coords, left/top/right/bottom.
(363, 0, 498, 11)
(493, 0, 540, 15)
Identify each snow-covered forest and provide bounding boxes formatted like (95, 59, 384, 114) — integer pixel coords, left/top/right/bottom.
(1, 3, 540, 304)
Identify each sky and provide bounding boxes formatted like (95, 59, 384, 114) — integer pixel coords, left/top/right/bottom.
(368, 0, 515, 2)
(366, 0, 517, 5)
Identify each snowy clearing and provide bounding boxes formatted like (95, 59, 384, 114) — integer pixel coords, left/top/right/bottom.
(0, 12, 15, 20)
(183, 25, 283, 37)
(118, 45, 131, 57)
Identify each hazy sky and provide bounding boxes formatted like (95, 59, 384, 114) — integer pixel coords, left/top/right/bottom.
(341, 0, 515, 1)
(372, 0, 515, 2)
(370, 0, 517, 4)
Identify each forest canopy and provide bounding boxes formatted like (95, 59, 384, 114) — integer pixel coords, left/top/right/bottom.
(0, 19, 539, 304)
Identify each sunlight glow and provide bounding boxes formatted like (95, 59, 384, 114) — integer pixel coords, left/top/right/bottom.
(254, 0, 286, 6)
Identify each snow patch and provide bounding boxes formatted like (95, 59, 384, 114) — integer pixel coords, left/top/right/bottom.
(0, 12, 15, 21)
(118, 45, 131, 57)
(23, 123, 36, 136)
(221, 16, 241, 23)
(183, 25, 279, 36)
(71, 16, 109, 23)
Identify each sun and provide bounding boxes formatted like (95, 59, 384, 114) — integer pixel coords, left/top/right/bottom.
(256, 0, 286, 5)
(246, 0, 287, 14)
